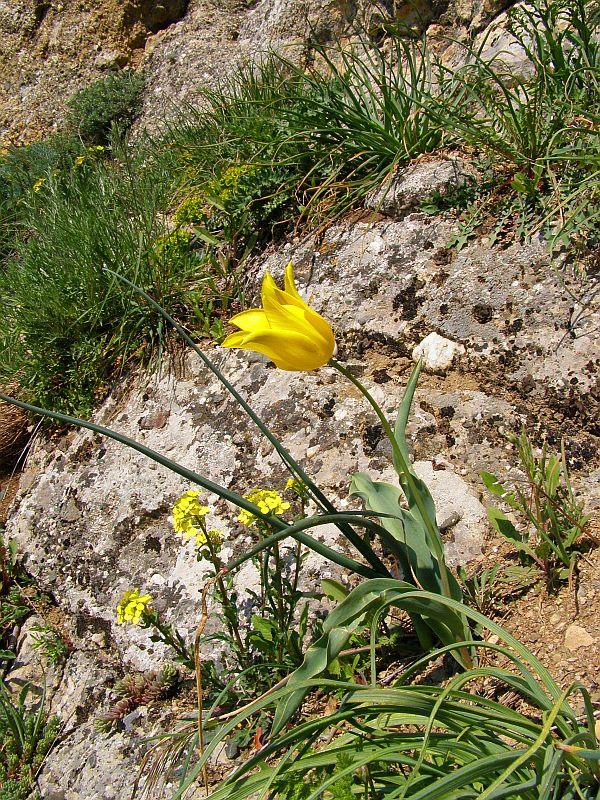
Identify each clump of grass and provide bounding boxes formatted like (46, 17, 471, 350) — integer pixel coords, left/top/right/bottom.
(431, 0, 600, 250)
(0, 135, 81, 265)
(0, 142, 239, 415)
(278, 32, 443, 220)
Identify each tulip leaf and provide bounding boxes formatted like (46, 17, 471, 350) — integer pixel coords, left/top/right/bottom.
(393, 359, 422, 475)
(349, 472, 442, 593)
(271, 579, 473, 735)
(321, 579, 349, 602)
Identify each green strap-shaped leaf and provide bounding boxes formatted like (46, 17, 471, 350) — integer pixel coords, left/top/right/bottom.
(271, 579, 471, 735)
(349, 472, 441, 593)
(393, 360, 422, 475)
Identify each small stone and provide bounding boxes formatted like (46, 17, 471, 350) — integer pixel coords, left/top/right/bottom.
(564, 624, 595, 651)
(365, 159, 468, 217)
(412, 332, 465, 374)
(225, 739, 239, 759)
(138, 409, 170, 430)
(60, 496, 82, 523)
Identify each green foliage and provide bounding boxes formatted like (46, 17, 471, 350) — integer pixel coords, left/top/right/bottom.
(0, 146, 205, 415)
(433, 0, 600, 249)
(0, 536, 29, 666)
(0, 681, 60, 800)
(180, 596, 600, 800)
(279, 31, 443, 219)
(65, 70, 145, 146)
(28, 624, 70, 667)
(0, 136, 81, 265)
(482, 433, 589, 586)
(456, 563, 537, 618)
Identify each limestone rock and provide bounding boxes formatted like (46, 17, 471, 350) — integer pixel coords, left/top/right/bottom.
(412, 332, 466, 374)
(564, 624, 595, 652)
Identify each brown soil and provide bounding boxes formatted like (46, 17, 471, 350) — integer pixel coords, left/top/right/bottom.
(463, 515, 600, 709)
(0, 475, 20, 526)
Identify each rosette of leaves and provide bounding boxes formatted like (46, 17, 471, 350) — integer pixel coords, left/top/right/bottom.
(0, 681, 60, 800)
(96, 664, 179, 732)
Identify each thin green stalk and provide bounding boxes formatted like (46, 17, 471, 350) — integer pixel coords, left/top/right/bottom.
(272, 541, 286, 656)
(288, 541, 303, 628)
(328, 358, 453, 600)
(205, 534, 246, 658)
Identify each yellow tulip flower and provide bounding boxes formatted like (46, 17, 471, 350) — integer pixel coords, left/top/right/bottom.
(222, 262, 335, 371)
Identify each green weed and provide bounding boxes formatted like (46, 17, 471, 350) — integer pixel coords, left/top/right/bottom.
(28, 624, 70, 667)
(482, 432, 590, 587)
(433, 0, 600, 249)
(181, 594, 600, 800)
(65, 69, 145, 146)
(0, 681, 60, 800)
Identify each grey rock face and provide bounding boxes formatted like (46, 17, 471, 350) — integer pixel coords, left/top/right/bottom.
(7, 203, 598, 797)
(365, 159, 470, 218)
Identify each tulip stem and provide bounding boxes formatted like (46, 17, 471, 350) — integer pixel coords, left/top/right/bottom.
(328, 358, 453, 601)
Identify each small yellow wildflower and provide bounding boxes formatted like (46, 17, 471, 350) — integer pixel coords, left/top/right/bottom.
(238, 488, 290, 527)
(172, 490, 210, 542)
(205, 528, 225, 547)
(285, 477, 310, 500)
(116, 589, 152, 625)
(74, 155, 86, 166)
(33, 178, 46, 192)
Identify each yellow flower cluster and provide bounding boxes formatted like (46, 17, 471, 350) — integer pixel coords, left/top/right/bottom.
(173, 490, 209, 534)
(174, 194, 207, 227)
(116, 589, 152, 625)
(238, 488, 290, 527)
(172, 490, 224, 548)
(33, 178, 46, 192)
(286, 477, 309, 500)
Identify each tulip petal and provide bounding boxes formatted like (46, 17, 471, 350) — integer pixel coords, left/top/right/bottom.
(263, 287, 334, 349)
(283, 262, 305, 304)
(223, 326, 330, 371)
(227, 308, 271, 331)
